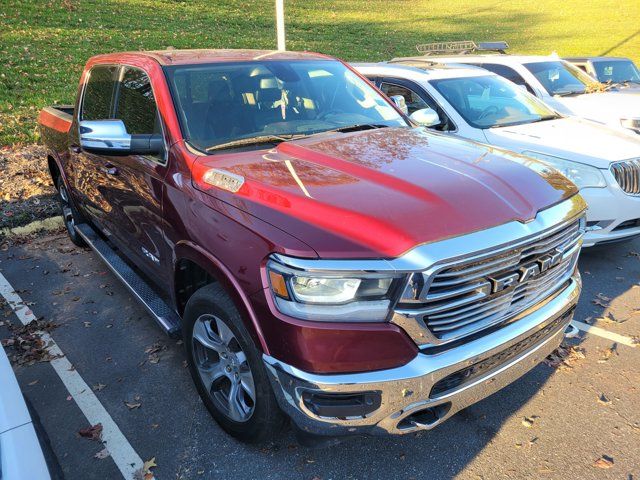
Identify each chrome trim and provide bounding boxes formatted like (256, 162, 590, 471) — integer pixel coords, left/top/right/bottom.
(610, 158, 640, 195)
(264, 275, 580, 436)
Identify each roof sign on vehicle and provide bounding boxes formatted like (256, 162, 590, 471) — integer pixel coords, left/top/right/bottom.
(416, 41, 509, 55)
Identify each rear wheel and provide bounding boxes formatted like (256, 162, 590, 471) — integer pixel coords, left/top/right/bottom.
(183, 283, 287, 443)
(56, 177, 85, 247)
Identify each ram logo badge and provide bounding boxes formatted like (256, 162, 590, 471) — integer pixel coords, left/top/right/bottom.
(489, 249, 563, 294)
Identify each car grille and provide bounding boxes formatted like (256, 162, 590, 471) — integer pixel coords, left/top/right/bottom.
(611, 159, 640, 195)
(397, 218, 584, 343)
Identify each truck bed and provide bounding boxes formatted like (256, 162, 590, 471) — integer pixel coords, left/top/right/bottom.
(38, 105, 74, 151)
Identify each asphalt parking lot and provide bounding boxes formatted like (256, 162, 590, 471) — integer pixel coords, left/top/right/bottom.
(1, 232, 639, 480)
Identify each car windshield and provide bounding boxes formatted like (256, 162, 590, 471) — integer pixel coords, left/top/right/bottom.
(429, 74, 560, 129)
(592, 59, 640, 84)
(523, 60, 597, 96)
(164, 60, 407, 151)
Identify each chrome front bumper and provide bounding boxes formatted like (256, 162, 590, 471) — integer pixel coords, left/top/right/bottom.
(264, 275, 581, 436)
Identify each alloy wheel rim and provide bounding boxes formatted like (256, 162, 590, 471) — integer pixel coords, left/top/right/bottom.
(191, 314, 256, 422)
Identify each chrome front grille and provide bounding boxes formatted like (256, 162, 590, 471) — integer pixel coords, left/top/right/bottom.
(611, 159, 640, 195)
(396, 217, 584, 343)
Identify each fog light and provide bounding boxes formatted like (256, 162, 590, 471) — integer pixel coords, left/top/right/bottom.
(301, 391, 382, 418)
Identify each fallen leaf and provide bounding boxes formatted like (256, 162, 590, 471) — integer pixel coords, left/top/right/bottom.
(78, 423, 103, 442)
(94, 448, 110, 460)
(28, 379, 39, 386)
(522, 417, 534, 428)
(125, 401, 141, 410)
(598, 344, 618, 363)
(140, 457, 157, 480)
(598, 393, 612, 405)
(593, 456, 614, 469)
(93, 383, 106, 391)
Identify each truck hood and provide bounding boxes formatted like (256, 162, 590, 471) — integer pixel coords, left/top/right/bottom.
(550, 91, 640, 125)
(194, 127, 576, 258)
(483, 117, 640, 168)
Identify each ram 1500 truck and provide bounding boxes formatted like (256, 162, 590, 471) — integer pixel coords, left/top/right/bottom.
(39, 49, 586, 443)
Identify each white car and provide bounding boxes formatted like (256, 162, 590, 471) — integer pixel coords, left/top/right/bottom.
(565, 56, 640, 93)
(392, 41, 640, 134)
(354, 61, 640, 247)
(0, 345, 51, 480)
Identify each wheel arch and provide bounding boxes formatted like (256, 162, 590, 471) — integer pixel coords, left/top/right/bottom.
(174, 241, 269, 354)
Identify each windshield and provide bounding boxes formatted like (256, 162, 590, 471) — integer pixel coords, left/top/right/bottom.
(429, 74, 559, 129)
(592, 59, 640, 84)
(524, 60, 597, 96)
(164, 60, 407, 151)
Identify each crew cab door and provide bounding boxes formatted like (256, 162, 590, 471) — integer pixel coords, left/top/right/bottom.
(99, 65, 170, 282)
(69, 64, 120, 230)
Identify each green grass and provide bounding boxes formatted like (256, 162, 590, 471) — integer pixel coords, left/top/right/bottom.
(1, 0, 639, 146)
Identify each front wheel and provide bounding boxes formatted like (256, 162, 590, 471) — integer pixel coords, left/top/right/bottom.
(56, 177, 85, 247)
(183, 283, 287, 443)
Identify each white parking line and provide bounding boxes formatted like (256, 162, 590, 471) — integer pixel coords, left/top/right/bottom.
(571, 320, 637, 348)
(0, 272, 151, 480)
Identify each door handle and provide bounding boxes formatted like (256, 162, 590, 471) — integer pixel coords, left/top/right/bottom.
(101, 164, 118, 175)
(70, 145, 81, 154)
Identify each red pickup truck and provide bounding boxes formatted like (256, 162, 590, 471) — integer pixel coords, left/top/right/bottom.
(38, 49, 586, 444)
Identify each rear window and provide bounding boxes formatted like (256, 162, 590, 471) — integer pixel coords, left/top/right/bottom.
(81, 65, 118, 120)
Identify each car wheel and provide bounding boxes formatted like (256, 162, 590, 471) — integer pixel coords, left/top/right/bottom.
(183, 283, 287, 443)
(56, 177, 85, 247)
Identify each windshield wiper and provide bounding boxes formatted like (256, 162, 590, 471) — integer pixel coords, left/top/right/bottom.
(554, 90, 584, 97)
(205, 134, 305, 152)
(307, 123, 389, 138)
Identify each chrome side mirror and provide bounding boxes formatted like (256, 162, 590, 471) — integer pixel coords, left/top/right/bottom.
(410, 107, 441, 127)
(79, 120, 162, 156)
(389, 95, 409, 115)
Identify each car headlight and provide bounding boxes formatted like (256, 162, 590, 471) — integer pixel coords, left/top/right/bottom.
(620, 118, 640, 133)
(266, 256, 406, 322)
(521, 151, 607, 189)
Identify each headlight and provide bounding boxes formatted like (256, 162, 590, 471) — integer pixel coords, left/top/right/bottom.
(620, 118, 640, 133)
(521, 151, 607, 189)
(266, 256, 405, 322)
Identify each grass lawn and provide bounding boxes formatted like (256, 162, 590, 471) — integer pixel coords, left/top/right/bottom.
(1, 0, 639, 146)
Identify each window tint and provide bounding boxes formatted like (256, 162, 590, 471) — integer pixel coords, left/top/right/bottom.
(523, 60, 595, 96)
(477, 64, 535, 94)
(115, 67, 160, 135)
(164, 61, 407, 151)
(380, 82, 429, 114)
(430, 74, 559, 129)
(380, 81, 453, 131)
(592, 60, 640, 83)
(81, 66, 118, 120)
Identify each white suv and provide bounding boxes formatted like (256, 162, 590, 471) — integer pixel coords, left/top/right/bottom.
(354, 61, 640, 246)
(393, 42, 640, 135)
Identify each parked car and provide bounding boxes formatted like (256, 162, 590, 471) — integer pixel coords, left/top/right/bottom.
(355, 61, 640, 247)
(39, 49, 586, 443)
(565, 56, 640, 93)
(396, 41, 640, 134)
(0, 345, 52, 480)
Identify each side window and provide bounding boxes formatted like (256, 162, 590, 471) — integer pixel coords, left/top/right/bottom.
(81, 66, 118, 120)
(380, 82, 429, 114)
(478, 63, 536, 95)
(115, 67, 161, 135)
(380, 81, 454, 132)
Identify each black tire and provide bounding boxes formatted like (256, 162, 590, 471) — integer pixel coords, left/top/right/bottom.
(183, 283, 287, 443)
(56, 176, 85, 247)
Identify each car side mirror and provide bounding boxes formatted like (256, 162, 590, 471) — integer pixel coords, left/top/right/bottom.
(389, 95, 409, 115)
(410, 107, 441, 127)
(79, 120, 163, 156)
